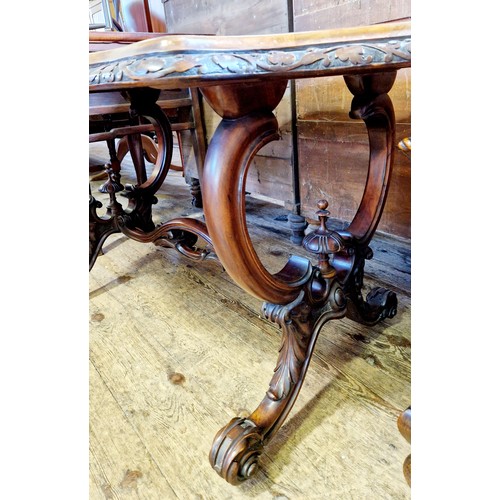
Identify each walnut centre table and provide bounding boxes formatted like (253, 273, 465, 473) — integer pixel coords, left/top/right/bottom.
(89, 21, 411, 485)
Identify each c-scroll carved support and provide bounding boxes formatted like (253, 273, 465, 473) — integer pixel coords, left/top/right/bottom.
(339, 71, 399, 324)
(343, 71, 397, 245)
(201, 81, 310, 305)
(119, 217, 216, 262)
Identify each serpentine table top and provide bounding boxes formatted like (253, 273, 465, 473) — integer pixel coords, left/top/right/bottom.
(89, 20, 411, 486)
(89, 21, 410, 91)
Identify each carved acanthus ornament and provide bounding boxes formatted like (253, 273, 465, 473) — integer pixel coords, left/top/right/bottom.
(89, 39, 411, 86)
(263, 292, 313, 401)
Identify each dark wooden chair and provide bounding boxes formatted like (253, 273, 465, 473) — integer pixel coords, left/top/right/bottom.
(88, 61, 207, 208)
(89, 2, 207, 208)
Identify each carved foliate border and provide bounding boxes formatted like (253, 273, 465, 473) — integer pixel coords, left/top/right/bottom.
(89, 38, 411, 86)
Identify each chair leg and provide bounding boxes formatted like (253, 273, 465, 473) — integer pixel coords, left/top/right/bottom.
(171, 131, 184, 172)
(397, 406, 411, 486)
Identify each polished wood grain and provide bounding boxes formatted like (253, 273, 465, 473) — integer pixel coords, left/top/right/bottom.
(89, 88, 173, 270)
(89, 35, 208, 267)
(89, 21, 411, 485)
(200, 71, 400, 483)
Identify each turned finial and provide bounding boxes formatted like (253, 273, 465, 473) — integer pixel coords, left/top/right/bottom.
(302, 199, 343, 278)
(316, 200, 330, 234)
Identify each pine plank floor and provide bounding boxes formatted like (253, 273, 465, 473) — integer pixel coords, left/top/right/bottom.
(89, 142, 411, 499)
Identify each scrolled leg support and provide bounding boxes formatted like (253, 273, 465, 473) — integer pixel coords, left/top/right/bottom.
(202, 75, 400, 484)
(344, 247, 398, 326)
(209, 281, 347, 484)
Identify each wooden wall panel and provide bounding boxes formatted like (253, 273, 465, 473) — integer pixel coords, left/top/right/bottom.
(162, 0, 294, 207)
(296, 69, 411, 238)
(162, 0, 289, 35)
(298, 120, 411, 238)
(147, 0, 168, 32)
(293, 0, 410, 31)
(294, 0, 411, 239)
(161, 0, 411, 238)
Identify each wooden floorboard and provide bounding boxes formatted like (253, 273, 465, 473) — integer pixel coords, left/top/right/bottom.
(89, 142, 411, 499)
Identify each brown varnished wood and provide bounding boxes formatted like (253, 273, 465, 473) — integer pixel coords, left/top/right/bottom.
(120, 217, 216, 262)
(90, 35, 208, 266)
(127, 131, 148, 185)
(163, 0, 289, 36)
(202, 82, 311, 305)
(89, 24, 209, 250)
(90, 22, 410, 67)
(201, 81, 288, 119)
(89, 22, 410, 92)
(89, 22, 411, 485)
(117, 132, 184, 171)
(89, 88, 174, 270)
(344, 72, 396, 244)
(204, 72, 399, 483)
(89, 31, 166, 43)
(89, 88, 209, 269)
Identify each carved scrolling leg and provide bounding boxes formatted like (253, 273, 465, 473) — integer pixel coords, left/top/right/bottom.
(89, 137, 125, 270)
(201, 75, 400, 484)
(199, 82, 335, 484)
(210, 282, 347, 484)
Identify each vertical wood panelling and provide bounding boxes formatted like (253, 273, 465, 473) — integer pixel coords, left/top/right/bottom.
(163, 0, 294, 207)
(160, 0, 411, 238)
(162, 0, 289, 35)
(293, 0, 410, 31)
(293, 0, 411, 238)
(147, 0, 168, 32)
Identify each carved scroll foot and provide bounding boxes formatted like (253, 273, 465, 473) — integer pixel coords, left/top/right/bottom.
(343, 247, 398, 326)
(210, 279, 346, 484)
(347, 284, 397, 326)
(209, 417, 264, 485)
